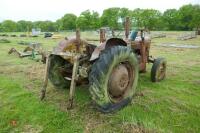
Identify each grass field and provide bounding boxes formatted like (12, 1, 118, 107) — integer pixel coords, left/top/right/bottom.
(0, 31, 200, 133)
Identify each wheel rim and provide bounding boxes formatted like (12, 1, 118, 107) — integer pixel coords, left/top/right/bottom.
(108, 62, 134, 103)
(156, 62, 166, 81)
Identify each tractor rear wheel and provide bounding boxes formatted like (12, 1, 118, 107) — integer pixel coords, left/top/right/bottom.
(48, 55, 71, 89)
(151, 58, 167, 82)
(89, 46, 139, 113)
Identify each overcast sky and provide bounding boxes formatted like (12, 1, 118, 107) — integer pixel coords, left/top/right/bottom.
(0, 0, 199, 22)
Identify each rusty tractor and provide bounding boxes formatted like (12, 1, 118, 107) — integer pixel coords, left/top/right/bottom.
(40, 17, 167, 113)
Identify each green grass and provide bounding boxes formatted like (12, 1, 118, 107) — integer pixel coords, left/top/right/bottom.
(0, 76, 84, 133)
(0, 31, 200, 133)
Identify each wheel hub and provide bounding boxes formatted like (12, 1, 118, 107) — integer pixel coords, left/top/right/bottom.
(157, 63, 166, 80)
(109, 64, 130, 97)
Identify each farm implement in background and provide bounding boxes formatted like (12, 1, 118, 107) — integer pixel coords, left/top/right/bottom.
(177, 32, 197, 40)
(8, 43, 47, 63)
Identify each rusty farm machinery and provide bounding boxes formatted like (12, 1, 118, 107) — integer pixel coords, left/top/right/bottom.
(40, 17, 167, 113)
(8, 42, 47, 63)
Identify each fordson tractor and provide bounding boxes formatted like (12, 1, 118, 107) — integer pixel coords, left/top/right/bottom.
(40, 17, 167, 113)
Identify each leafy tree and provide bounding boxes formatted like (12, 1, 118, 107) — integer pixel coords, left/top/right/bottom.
(60, 13, 77, 30)
(101, 8, 120, 30)
(76, 10, 100, 30)
(43, 21, 56, 32)
(119, 8, 131, 19)
(119, 8, 131, 27)
(131, 8, 144, 28)
(141, 9, 162, 30)
(1, 4, 200, 32)
(131, 9, 162, 30)
(119, 8, 131, 29)
(17, 20, 33, 32)
(162, 9, 181, 30)
(1, 20, 17, 32)
(190, 5, 200, 31)
(33, 21, 44, 31)
(55, 19, 62, 31)
(76, 16, 88, 30)
(90, 11, 100, 29)
(33, 21, 56, 32)
(179, 4, 194, 30)
(0, 23, 2, 32)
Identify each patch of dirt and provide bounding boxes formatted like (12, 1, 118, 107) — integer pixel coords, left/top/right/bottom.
(165, 96, 190, 113)
(180, 59, 200, 67)
(0, 66, 24, 74)
(0, 38, 11, 43)
(0, 62, 14, 66)
(193, 80, 200, 85)
(176, 48, 185, 51)
(135, 92, 144, 97)
(22, 124, 43, 133)
(11, 124, 43, 133)
(84, 120, 155, 133)
(79, 102, 155, 133)
(121, 123, 156, 133)
(138, 89, 154, 96)
(25, 64, 45, 81)
(158, 43, 199, 49)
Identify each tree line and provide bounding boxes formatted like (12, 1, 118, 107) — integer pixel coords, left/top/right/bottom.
(0, 4, 199, 32)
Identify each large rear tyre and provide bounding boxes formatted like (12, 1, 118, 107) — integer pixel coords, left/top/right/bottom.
(48, 55, 71, 89)
(151, 58, 167, 82)
(89, 46, 139, 113)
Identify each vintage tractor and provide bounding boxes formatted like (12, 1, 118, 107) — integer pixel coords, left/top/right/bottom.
(40, 17, 167, 113)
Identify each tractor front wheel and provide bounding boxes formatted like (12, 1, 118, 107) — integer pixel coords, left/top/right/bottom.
(89, 46, 139, 113)
(48, 55, 71, 89)
(151, 58, 167, 82)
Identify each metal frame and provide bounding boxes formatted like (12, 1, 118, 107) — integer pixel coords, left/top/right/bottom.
(40, 17, 156, 109)
(40, 30, 82, 109)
